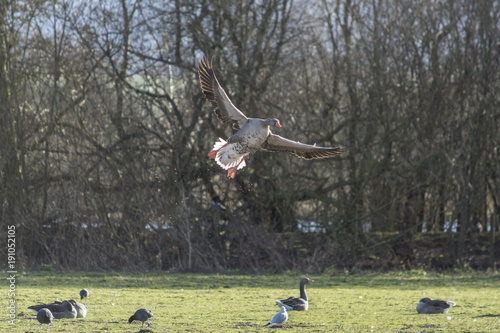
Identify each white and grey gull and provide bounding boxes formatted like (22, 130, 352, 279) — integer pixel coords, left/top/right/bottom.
(265, 306, 288, 328)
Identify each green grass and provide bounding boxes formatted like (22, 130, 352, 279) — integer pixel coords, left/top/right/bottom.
(2, 270, 499, 332)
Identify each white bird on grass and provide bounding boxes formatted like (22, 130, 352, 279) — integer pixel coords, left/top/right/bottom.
(265, 306, 288, 328)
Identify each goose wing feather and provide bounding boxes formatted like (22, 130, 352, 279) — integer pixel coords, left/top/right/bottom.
(28, 301, 72, 313)
(428, 299, 455, 308)
(281, 297, 305, 306)
(262, 134, 345, 159)
(198, 56, 248, 129)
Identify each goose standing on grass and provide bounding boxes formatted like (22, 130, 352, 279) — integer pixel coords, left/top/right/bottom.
(128, 308, 153, 327)
(198, 56, 345, 179)
(417, 298, 456, 314)
(28, 300, 77, 319)
(265, 306, 288, 328)
(80, 288, 89, 301)
(276, 278, 314, 311)
(36, 308, 54, 330)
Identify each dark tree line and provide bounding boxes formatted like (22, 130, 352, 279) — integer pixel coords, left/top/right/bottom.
(0, 0, 498, 271)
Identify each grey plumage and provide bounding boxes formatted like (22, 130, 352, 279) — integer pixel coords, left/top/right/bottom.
(67, 300, 87, 318)
(276, 278, 314, 311)
(36, 308, 54, 330)
(198, 56, 345, 178)
(128, 308, 153, 327)
(28, 300, 77, 319)
(417, 298, 456, 314)
(80, 288, 89, 301)
(265, 306, 288, 327)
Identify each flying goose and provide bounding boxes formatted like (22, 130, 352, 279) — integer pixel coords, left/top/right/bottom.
(265, 306, 288, 328)
(36, 308, 54, 330)
(128, 308, 153, 327)
(276, 278, 314, 311)
(198, 56, 345, 178)
(80, 288, 89, 301)
(417, 298, 456, 314)
(28, 300, 77, 319)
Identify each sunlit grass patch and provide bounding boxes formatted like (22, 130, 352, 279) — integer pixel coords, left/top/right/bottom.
(3, 270, 499, 332)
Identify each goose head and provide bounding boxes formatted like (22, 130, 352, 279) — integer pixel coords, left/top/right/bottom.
(264, 118, 281, 128)
(301, 277, 314, 285)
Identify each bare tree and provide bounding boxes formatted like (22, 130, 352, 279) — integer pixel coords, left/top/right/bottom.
(1, 0, 498, 271)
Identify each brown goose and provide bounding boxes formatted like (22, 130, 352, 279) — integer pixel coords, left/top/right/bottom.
(28, 300, 77, 319)
(276, 278, 314, 311)
(198, 56, 345, 178)
(416, 298, 456, 314)
(34, 299, 88, 318)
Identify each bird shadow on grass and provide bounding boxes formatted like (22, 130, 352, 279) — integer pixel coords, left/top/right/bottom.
(235, 322, 322, 329)
(234, 322, 265, 328)
(473, 314, 500, 318)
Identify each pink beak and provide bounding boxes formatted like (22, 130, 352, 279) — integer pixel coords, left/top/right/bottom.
(275, 121, 282, 128)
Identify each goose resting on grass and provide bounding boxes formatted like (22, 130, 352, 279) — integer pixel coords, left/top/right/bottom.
(265, 306, 288, 328)
(198, 56, 345, 178)
(36, 308, 54, 330)
(67, 300, 87, 318)
(417, 298, 456, 314)
(30, 300, 88, 318)
(128, 308, 153, 327)
(276, 278, 314, 311)
(28, 300, 77, 319)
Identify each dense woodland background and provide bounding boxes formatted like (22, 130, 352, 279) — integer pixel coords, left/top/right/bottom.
(1, 0, 499, 272)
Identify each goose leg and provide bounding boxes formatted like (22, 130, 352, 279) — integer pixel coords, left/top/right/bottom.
(227, 167, 237, 178)
(227, 158, 246, 178)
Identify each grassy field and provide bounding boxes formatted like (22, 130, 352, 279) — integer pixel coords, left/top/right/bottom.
(3, 270, 499, 332)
